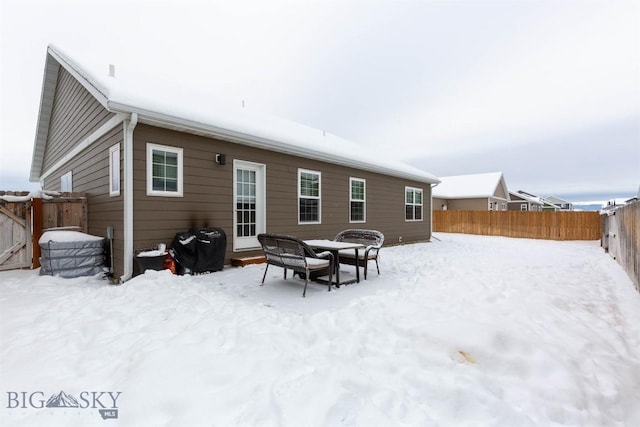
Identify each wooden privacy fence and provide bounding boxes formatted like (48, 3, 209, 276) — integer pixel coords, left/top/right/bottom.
(433, 210, 601, 240)
(601, 202, 639, 292)
(0, 191, 87, 270)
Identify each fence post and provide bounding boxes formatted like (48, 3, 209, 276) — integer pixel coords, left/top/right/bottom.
(32, 197, 42, 268)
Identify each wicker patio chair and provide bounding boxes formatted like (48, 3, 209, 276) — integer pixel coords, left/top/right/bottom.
(334, 229, 384, 280)
(257, 233, 334, 297)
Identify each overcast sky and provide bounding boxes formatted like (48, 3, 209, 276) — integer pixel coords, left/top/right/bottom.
(1, 0, 638, 201)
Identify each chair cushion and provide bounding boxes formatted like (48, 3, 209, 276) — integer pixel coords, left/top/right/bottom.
(306, 257, 331, 269)
(338, 249, 375, 259)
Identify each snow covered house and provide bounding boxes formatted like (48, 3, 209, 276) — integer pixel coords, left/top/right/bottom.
(29, 45, 440, 281)
(507, 190, 544, 211)
(432, 172, 510, 211)
(544, 195, 573, 211)
(509, 191, 569, 211)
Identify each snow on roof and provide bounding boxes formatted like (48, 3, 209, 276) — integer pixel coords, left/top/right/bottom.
(544, 195, 571, 204)
(508, 190, 543, 205)
(511, 190, 561, 207)
(33, 44, 438, 185)
(432, 172, 505, 199)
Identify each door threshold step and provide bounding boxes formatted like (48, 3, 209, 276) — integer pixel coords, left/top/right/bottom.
(231, 256, 266, 267)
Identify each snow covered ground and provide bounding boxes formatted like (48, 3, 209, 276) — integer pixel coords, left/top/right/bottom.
(1, 233, 639, 426)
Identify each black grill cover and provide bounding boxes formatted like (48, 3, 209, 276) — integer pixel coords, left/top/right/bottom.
(170, 228, 226, 274)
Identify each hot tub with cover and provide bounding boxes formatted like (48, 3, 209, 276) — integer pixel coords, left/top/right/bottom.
(39, 230, 106, 278)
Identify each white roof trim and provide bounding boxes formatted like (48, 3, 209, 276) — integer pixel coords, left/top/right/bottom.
(47, 45, 109, 108)
(30, 53, 59, 181)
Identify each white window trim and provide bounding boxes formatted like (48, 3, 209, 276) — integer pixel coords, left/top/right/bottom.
(521, 203, 528, 211)
(109, 143, 121, 197)
(61, 171, 72, 192)
(349, 177, 366, 223)
(146, 143, 183, 197)
(405, 186, 423, 222)
(298, 168, 321, 224)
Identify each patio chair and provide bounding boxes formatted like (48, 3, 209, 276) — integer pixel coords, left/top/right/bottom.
(257, 233, 334, 297)
(334, 229, 384, 280)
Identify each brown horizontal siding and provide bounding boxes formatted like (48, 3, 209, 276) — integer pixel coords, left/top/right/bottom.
(507, 202, 524, 211)
(433, 197, 446, 211)
(42, 67, 115, 172)
(447, 198, 488, 211)
(43, 126, 125, 278)
(130, 124, 433, 265)
(132, 125, 231, 258)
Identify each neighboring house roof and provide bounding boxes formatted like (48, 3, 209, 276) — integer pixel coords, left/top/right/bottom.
(544, 195, 572, 205)
(542, 195, 573, 210)
(508, 191, 543, 206)
(30, 44, 439, 185)
(514, 190, 562, 209)
(432, 172, 509, 200)
(516, 190, 539, 199)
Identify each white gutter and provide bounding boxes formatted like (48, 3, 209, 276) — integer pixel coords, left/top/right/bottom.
(120, 112, 138, 282)
(430, 181, 440, 240)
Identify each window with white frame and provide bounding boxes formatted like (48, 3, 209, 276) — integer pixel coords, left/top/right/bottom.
(61, 171, 72, 192)
(298, 169, 321, 223)
(109, 144, 120, 196)
(350, 177, 366, 223)
(146, 143, 183, 197)
(521, 203, 528, 211)
(405, 187, 423, 221)
(501, 203, 507, 211)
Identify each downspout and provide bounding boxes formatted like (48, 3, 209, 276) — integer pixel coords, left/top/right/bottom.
(120, 112, 138, 282)
(430, 182, 440, 241)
